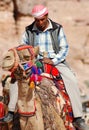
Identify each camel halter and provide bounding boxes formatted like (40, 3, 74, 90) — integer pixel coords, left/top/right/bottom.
(8, 45, 35, 73)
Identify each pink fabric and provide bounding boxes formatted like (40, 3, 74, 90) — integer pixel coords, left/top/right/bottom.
(31, 5, 48, 18)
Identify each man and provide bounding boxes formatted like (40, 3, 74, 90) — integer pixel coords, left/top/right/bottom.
(21, 5, 89, 130)
(1, 4, 89, 130)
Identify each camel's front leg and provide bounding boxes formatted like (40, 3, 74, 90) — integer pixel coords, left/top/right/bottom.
(20, 115, 41, 130)
(20, 97, 44, 130)
(20, 116, 28, 130)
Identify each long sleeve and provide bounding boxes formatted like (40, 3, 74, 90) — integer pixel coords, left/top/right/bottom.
(52, 27, 69, 65)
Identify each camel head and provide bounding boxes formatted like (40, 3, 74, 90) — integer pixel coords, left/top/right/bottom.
(2, 45, 39, 76)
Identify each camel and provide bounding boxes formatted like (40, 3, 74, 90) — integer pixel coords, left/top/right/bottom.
(0, 44, 75, 130)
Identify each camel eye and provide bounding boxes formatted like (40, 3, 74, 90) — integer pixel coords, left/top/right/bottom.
(24, 55, 31, 61)
(4, 56, 11, 60)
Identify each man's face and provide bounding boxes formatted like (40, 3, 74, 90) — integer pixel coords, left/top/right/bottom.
(35, 14, 48, 31)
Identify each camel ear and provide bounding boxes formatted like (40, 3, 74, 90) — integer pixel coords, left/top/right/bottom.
(34, 46, 39, 57)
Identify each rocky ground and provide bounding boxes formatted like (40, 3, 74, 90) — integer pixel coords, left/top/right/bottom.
(0, 0, 89, 102)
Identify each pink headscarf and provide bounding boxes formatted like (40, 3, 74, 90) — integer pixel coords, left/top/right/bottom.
(31, 5, 48, 19)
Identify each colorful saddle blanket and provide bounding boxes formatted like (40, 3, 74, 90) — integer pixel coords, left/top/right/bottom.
(30, 61, 75, 130)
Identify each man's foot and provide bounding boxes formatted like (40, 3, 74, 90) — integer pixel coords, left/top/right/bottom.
(73, 118, 89, 130)
(1, 113, 14, 123)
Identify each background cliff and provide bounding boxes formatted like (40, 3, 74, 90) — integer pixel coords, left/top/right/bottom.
(0, 0, 89, 100)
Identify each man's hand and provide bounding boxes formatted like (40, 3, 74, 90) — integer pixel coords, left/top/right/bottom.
(43, 57, 53, 65)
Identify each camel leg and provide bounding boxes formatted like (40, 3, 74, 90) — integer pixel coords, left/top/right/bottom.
(20, 116, 41, 130)
(7, 122, 13, 130)
(19, 97, 44, 130)
(20, 116, 27, 130)
(24, 115, 44, 130)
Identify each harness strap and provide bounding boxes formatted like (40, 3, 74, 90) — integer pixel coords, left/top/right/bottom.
(8, 45, 35, 73)
(16, 45, 35, 60)
(18, 100, 36, 116)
